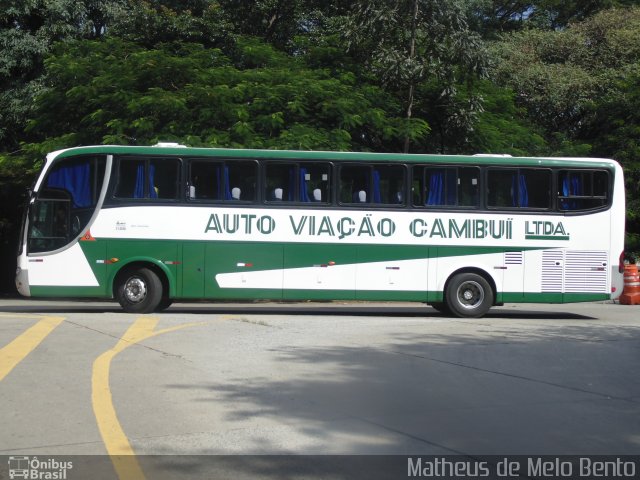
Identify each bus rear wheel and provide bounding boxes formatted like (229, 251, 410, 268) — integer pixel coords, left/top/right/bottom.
(445, 273, 493, 318)
(116, 267, 162, 314)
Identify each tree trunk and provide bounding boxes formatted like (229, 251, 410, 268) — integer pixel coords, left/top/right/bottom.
(403, 0, 419, 154)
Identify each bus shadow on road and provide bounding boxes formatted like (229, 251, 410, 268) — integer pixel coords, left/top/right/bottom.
(0, 300, 599, 320)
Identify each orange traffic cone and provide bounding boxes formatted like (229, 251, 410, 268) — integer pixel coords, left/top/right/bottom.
(620, 264, 640, 305)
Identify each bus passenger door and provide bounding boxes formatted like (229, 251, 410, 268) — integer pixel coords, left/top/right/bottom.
(205, 242, 283, 299)
(283, 244, 356, 300)
(181, 242, 205, 298)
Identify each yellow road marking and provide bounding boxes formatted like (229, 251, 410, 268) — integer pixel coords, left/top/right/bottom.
(92, 316, 204, 480)
(0, 315, 65, 382)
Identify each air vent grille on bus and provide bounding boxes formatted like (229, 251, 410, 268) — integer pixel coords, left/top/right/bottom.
(542, 250, 563, 292)
(504, 251, 523, 265)
(564, 250, 608, 293)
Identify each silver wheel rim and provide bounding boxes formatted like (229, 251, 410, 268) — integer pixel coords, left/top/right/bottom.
(456, 280, 484, 309)
(124, 276, 147, 303)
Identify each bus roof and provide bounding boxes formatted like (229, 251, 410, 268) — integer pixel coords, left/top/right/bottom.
(52, 144, 620, 169)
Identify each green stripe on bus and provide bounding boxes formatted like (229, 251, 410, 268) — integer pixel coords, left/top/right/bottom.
(525, 235, 570, 241)
(55, 145, 617, 170)
(504, 292, 610, 303)
(30, 286, 108, 297)
(82, 239, 545, 273)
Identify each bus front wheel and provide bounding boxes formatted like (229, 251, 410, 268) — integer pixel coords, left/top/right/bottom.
(445, 273, 493, 318)
(116, 267, 163, 314)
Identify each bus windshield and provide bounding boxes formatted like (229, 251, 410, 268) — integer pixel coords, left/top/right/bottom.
(27, 155, 106, 253)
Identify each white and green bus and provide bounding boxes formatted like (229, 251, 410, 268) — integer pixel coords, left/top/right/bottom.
(16, 144, 626, 317)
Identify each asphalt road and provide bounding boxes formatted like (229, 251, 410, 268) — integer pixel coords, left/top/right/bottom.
(0, 299, 639, 479)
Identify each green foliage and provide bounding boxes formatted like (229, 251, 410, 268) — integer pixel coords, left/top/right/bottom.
(466, 0, 637, 37)
(491, 6, 640, 143)
(344, 0, 488, 152)
(585, 69, 640, 241)
(108, 0, 234, 49)
(0, 0, 127, 153)
(21, 37, 406, 158)
(468, 82, 548, 156)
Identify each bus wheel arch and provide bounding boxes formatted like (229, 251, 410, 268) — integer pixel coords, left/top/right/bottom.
(113, 262, 167, 314)
(443, 268, 496, 318)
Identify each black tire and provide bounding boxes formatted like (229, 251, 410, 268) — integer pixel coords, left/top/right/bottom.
(115, 267, 163, 314)
(445, 273, 493, 318)
(429, 302, 451, 315)
(155, 297, 173, 312)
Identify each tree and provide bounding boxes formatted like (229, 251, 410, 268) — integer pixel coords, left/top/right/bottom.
(490, 6, 640, 147)
(0, 0, 126, 153)
(344, 0, 488, 153)
(20, 37, 408, 162)
(107, 0, 234, 49)
(492, 6, 640, 250)
(466, 0, 638, 37)
(584, 70, 640, 253)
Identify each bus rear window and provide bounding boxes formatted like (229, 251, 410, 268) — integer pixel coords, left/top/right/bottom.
(558, 170, 609, 211)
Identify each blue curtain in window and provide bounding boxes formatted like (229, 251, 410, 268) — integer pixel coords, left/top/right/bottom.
(561, 174, 570, 209)
(571, 174, 582, 196)
(519, 174, 528, 207)
(299, 168, 309, 202)
(561, 173, 582, 209)
(372, 170, 381, 203)
(133, 164, 145, 199)
(511, 173, 528, 207)
(47, 161, 92, 207)
(426, 171, 444, 206)
(149, 164, 157, 199)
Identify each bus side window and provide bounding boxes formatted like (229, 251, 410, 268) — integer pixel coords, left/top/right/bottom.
(149, 158, 180, 199)
(558, 169, 609, 211)
(188, 161, 223, 200)
(188, 160, 256, 202)
(115, 158, 180, 200)
(303, 163, 331, 204)
(115, 159, 145, 198)
(263, 162, 330, 203)
(522, 169, 551, 208)
(227, 160, 257, 202)
(488, 168, 550, 209)
(413, 166, 478, 208)
(340, 165, 370, 204)
(457, 168, 479, 207)
(265, 163, 295, 202)
(373, 165, 405, 205)
(487, 169, 515, 208)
